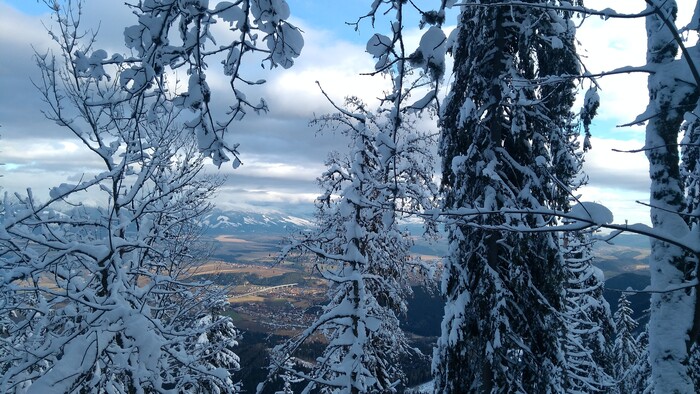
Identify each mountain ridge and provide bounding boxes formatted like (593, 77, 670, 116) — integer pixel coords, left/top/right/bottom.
(200, 208, 315, 236)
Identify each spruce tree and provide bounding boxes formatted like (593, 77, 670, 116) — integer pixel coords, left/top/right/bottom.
(562, 231, 615, 392)
(613, 292, 640, 394)
(434, 1, 585, 392)
(628, 328, 651, 394)
(261, 3, 441, 391)
(261, 98, 436, 394)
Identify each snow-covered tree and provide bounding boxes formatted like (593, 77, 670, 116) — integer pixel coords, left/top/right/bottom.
(561, 231, 616, 393)
(273, 358, 302, 394)
(690, 344, 700, 391)
(260, 96, 436, 394)
(682, 90, 700, 230)
(613, 292, 641, 394)
(259, 3, 441, 392)
(434, 1, 588, 392)
(641, 1, 699, 392)
(680, 23, 700, 394)
(628, 328, 652, 394)
(0, 3, 239, 392)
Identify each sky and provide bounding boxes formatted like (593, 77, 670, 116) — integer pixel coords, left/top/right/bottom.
(0, 0, 697, 224)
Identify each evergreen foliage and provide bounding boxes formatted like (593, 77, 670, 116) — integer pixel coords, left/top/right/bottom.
(628, 329, 652, 394)
(260, 97, 436, 394)
(562, 232, 615, 392)
(434, 1, 588, 392)
(613, 293, 641, 394)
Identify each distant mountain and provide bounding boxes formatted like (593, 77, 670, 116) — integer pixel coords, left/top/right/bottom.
(200, 208, 654, 331)
(401, 286, 443, 337)
(397, 274, 652, 339)
(591, 233, 651, 331)
(592, 233, 650, 278)
(200, 209, 315, 236)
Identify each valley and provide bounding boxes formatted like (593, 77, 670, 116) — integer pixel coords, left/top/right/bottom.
(194, 210, 654, 392)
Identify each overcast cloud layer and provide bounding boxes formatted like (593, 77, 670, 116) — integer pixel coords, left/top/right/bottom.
(2, 0, 696, 224)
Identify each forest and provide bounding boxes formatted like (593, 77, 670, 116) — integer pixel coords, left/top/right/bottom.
(1, 0, 699, 393)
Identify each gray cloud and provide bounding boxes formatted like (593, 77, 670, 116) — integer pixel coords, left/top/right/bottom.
(0, 1, 658, 226)
(581, 137, 650, 193)
(0, 1, 364, 215)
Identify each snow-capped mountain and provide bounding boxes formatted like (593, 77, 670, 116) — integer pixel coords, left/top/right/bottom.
(200, 209, 315, 236)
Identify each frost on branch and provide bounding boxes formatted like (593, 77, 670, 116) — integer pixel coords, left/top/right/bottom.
(409, 26, 447, 80)
(580, 87, 599, 151)
(360, 0, 451, 115)
(117, 0, 304, 167)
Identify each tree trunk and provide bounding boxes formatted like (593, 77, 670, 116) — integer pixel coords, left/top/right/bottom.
(644, 1, 696, 392)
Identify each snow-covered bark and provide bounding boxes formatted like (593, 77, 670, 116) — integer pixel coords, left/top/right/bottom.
(0, 4, 239, 392)
(562, 232, 615, 393)
(682, 103, 700, 225)
(681, 72, 700, 390)
(642, 1, 699, 392)
(613, 293, 641, 394)
(434, 1, 586, 392)
(690, 344, 700, 390)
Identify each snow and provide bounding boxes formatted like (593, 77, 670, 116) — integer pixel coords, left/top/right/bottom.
(366, 33, 392, 70)
(405, 380, 434, 393)
(73, 49, 109, 80)
(413, 26, 447, 78)
(49, 183, 76, 199)
(686, 1, 700, 31)
(570, 202, 614, 225)
(458, 97, 475, 127)
(266, 22, 303, 69)
(366, 33, 392, 57)
(214, 1, 246, 28)
(408, 90, 437, 111)
(280, 215, 314, 227)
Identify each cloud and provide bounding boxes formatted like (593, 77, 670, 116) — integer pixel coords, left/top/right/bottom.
(0, 4, 55, 140)
(579, 136, 653, 225)
(0, 0, 136, 142)
(575, 3, 649, 127)
(1, 0, 689, 227)
(259, 21, 391, 119)
(583, 137, 650, 193)
(575, 0, 699, 131)
(578, 184, 650, 225)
